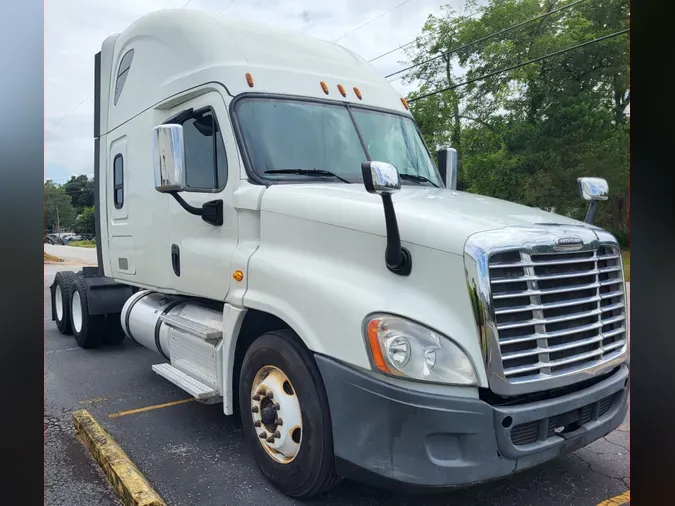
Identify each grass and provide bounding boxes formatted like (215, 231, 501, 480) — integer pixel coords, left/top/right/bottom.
(622, 249, 630, 282)
(44, 251, 63, 263)
(68, 240, 96, 248)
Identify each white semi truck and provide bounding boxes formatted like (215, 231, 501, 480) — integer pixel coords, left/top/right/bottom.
(50, 9, 629, 499)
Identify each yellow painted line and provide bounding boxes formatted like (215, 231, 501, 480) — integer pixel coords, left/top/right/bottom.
(108, 398, 194, 419)
(597, 490, 630, 506)
(73, 409, 166, 506)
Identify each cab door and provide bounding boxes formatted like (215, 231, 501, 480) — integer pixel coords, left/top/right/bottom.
(165, 90, 239, 300)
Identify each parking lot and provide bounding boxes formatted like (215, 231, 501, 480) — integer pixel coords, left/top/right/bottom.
(45, 262, 630, 506)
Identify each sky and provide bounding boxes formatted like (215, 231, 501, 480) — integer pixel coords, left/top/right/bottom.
(44, 0, 479, 183)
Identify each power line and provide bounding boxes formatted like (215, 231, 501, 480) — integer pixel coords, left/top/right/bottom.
(368, 37, 427, 63)
(333, 0, 413, 43)
(408, 29, 629, 103)
(217, 0, 238, 16)
(53, 94, 92, 126)
(46, 173, 94, 184)
(368, 7, 483, 63)
(387, 0, 588, 80)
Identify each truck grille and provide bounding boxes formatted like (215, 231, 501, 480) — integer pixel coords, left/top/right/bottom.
(488, 244, 627, 382)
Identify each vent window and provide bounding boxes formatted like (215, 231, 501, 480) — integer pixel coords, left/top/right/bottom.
(114, 49, 134, 105)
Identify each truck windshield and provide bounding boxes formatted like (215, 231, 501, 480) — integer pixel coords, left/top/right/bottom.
(234, 97, 443, 187)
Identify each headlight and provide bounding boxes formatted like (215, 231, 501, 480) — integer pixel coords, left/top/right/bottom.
(364, 314, 478, 386)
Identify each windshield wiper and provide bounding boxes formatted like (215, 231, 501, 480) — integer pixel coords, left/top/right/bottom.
(399, 173, 440, 188)
(264, 169, 352, 184)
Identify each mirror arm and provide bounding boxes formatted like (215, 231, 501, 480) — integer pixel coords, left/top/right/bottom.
(584, 200, 599, 225)
(169, 191, 223, 227)
(381, 194, 412, 276)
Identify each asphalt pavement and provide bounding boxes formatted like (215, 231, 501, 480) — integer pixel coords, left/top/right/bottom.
(45, 263, 630, 506)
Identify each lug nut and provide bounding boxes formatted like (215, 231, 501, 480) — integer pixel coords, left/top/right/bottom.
(266, 436, 275, 443)
(253, 420, 261, 428)
(274, 431, 281, 439)
(272, 403, 280, 410)
(251, 406, 259, 413)
(267, 391, 274, 399)
(259, 431, 267, 439)
(252, 394, 261, 401)
(258, 387, 266, 396)
(274, 418, 283, 426)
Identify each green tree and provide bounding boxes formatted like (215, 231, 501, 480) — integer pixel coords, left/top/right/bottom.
(404, 0, 629, 240)
(63, 174, 95, 214)
(44, 180, 77, 233)
(74, 206, 96, 236)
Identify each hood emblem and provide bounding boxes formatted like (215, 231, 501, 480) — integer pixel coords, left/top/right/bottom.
(554, 236, 583, 251)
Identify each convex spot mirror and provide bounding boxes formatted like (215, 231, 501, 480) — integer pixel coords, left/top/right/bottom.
(361, 161, 401, 195)
(577, 177, 609, 202)
(153, 124, 187, 193)
(360, 160, 412, 276)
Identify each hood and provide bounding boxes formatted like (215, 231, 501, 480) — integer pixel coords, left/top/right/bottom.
(260, 183, 593, 254)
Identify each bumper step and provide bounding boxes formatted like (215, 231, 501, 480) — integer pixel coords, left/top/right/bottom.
(152, 363, 219, 400)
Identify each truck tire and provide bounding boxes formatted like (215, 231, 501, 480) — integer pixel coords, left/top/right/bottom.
(69, 275, 105, 349)
(239, 329, 341, 498)
(53, 271, 77, 334)
(103, 313, 126, 345)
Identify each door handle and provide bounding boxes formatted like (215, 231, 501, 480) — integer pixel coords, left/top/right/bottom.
(171, 244, 180, 277)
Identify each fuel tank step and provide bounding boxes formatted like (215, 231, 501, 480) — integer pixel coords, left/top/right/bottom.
(159, 313, 222, 340)
(152, 363, 219, 400)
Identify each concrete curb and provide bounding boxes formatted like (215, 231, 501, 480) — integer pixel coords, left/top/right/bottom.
(73, 409, 166, 506)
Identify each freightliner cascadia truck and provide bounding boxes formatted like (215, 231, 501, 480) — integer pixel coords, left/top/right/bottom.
(50, 9, 629, 499)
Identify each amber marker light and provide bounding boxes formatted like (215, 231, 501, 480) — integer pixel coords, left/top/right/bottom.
(245, 73, 254, 88)
(367, 319, 391, 373)
(233, 270, 244, 282)
(400, 97, 409, 110)
(353, 87, 362, 100)
(320, 81, 329, 94)
(337, 84, 346, 97)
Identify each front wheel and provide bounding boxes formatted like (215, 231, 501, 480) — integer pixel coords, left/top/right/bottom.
(238, 329, 341, 498)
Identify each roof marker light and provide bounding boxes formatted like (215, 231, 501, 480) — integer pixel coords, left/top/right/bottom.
(337, 84, 346, 97)
(400, 97, 409, 110)
(353, 87, 362, 100)
(320, 81, 329, 95)
(245, 73, 254, 88)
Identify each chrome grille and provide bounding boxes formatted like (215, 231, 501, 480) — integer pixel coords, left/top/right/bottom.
(464, 226, 628, 396)
(489, 245, 626, 380)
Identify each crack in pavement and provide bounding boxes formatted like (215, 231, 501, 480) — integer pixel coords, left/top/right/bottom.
(602, 436, 629, 453)
(570, 452, 628, 486)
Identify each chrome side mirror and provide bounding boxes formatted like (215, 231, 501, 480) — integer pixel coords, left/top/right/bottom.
(577, 177, 609, 225)
(361, 161, 411, 276)
(437, 147, 457, 190)
(578, 177, 609, 202)
(361, 161, 401, 195)
(153, 124, 187, 193)
(152, 123, 223, 227)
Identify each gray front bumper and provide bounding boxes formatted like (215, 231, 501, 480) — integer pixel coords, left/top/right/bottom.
(316, 355, 628, 489)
